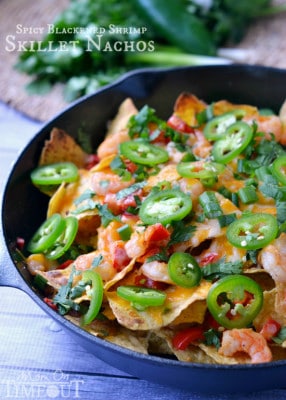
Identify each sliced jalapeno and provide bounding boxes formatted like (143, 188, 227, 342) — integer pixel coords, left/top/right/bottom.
(204, 110, 245, 141)
(272, 155, 286, 186)
(139, 189, 192, 225)
(31, 162, 79, 185)
(45, 216, 79, 260)
(212, 121, 253, 164)
(81, 270, 104, 325)
(27, 214, 65, 253)
(117, 285, 166, 310)
(168, 252, 202, 288)
(177, 160, 225, 180)
(207, 275, 263, 329)
(226, 213, 278, 250)
(119, 140, 169, 166)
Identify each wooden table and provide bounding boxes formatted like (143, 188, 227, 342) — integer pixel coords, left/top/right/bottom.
(1, 102, 286, 400)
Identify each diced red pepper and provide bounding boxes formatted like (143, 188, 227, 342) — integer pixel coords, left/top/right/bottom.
(85, 154, 100, 169)
(144, 223, 170, 243)
(112, 242, 131, 271)
(260, 318, 281, 341)
(16, 237, 25, 251)
(124, 159, 138, 174)
(167, 115, 194, 134)
(57, 259, 74, 270)
(172, 326, 205, 350)
(43, 297, 58, 311)
(199, 252, 219, 266)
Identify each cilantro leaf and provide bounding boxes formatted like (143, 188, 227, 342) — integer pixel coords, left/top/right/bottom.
(116, 182, 146, 200)
(204, 329, 222, 349)
(202, 258, 243, 281)
(95, 204, 119, 227)
(169, 221, 196, 246)
(53, 267, 81, 315)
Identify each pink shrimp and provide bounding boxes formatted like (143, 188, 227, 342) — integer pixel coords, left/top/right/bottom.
(219, 328, 272, 364)
(91, 171, 135, 196)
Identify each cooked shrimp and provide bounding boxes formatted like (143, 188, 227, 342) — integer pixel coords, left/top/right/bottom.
(140, 261, 173, 284)
(125, 224, 170, 259)
(26, 253, 57, 275)
(91, 171, 135, 195)
(192, 130, 212, 158)
(73, 250, 115, 281)
(178, 177, 204, 205)
(173, 219, 223, 252)
(219, 328, 272, 364)
(255, 115, 284, 144)
(165, 142, 186, 164)
(259, 233, 286, 283)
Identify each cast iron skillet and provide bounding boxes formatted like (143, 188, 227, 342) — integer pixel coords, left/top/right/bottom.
(1, 65, 286, 394)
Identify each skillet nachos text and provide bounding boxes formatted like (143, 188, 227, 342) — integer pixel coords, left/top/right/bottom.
(24, 93, 286, 365)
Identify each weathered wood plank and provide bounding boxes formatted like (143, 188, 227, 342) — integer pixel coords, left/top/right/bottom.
(0, 288, 127, 377)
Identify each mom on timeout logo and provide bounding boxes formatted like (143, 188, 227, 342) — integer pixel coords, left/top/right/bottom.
(1, 370, 84, 399)
(4, 23, 155, 53)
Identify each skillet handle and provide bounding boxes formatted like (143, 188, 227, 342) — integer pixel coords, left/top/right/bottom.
(0, 229, 28, 292)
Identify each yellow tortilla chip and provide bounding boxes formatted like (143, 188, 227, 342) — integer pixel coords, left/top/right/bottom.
(39, 127, 88, 167)
(173, 93, 206, 126)
(106, 280, 211, 331)
(213, 100, 258, 118)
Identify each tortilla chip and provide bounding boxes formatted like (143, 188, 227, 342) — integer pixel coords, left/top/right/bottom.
(154, 328, 216, 363)
(170, 300, 207, 326)
(173, 93, 206, 126)
(97, 98, 138, 160)
(106, 280, 211, 331)
(106, 98, 138, 137)
(39, 128, 88, 167)
(213, 100, 258, 118)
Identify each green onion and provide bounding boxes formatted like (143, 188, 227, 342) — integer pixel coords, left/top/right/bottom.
(199, 191, 223, 219)
(117, 224, 132, 241)
(238, 186, 258, 204)
(255, 166, 272, 181)
(231, 193, 239, 207)
(217, 213, 237, 228)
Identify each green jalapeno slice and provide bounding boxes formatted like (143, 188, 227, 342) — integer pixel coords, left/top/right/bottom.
(31, 162, 79, 185)
(226, 213, 278, 250)
(119, 140, 169, 166)
(272, 155, 286, 185)
(45, 216, 79, 260)
(27, 214, 66, 253)
(117, 285, 166, 310)
(206, 275, 263, 329)
(139, 189, 192, 225)
(176, 161, 225, 180)
(203, 110, 245, 141)
(81, 270, 104, 325)
(212, 121, 253, 164)
(168, 252, 202, 288)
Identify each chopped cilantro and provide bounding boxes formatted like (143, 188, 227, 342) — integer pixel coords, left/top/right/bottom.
(116, 182, 146, 200)
(169, 221, 196, 246)
(53, 267, 81, 315)
(146, 248, 169, 263)
(204, 328, 222, 349)
(73, 189, 95, 206)
(202, 258, 243, 281)
(95, 204, 119, 227)
(92, 254, 103, 267)
(272, 326, 286, 344)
